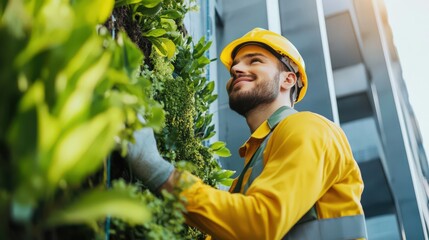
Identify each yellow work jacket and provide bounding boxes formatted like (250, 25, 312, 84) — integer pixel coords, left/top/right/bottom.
(181, 107, 366, 240)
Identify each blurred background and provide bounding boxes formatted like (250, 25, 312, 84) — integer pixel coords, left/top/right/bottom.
(184, 0, 429, 239)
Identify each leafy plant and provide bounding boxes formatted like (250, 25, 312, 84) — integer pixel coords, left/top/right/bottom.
(0, 0, 234, 239)
(0, 0, 161, 238)
(108, 0, 234, 239)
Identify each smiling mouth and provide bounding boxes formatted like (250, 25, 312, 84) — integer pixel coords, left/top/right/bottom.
(229, 75, 255, 92)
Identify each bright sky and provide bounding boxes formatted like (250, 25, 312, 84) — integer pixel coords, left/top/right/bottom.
(384, 0, 429, 162)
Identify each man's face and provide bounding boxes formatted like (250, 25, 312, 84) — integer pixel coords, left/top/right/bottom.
(227, 45, 283, 116)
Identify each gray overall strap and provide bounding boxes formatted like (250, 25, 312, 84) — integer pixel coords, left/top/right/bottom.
(232, 132, 271, 193)
(284, 214, 367, 240)
(232, 106, 297, 193)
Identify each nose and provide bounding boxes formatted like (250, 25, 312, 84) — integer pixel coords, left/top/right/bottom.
(230, 61, 245, 77)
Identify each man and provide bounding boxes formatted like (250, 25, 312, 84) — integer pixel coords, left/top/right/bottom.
(128, 28, 368, 239)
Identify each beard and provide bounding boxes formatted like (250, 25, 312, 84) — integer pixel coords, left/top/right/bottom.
(229, 73, 280, 116)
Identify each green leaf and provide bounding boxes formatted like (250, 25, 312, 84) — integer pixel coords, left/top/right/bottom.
(160, 9, 183, 19)
(204, 81, 215, 94)
(115, 0, 144, 7)
(143, 29, 166, 37)
(58, 53, 112, 125)
(213, 169, 235, 180)
(193, 38, 212, 59)
(160, 18, 177, 32)
(1, 0, 31, 38)
(151, 37, 176, 59)
(117, 0, 161, 8)
(160, 38, 176, 59)
(211, 169, 235, 187)
(115, 0, 161, 8)
(7, 82, 43, 182)
(58, 34, 103, 88)
(208, 94, 218, 104)
(145, 105, 165, 132)
(203, 125, 215, 139)
(73, 0, 114, 24)
(38, 102, 60, 171)
(135, 3, 162, 16)
(219, 178, 234, 186)
(47, 108, 123, 187)
(140, 0, 162, 8)
(202, 131, 215, 141)
(210, 141, 225, 151)
(15, 0, 74, 67)
(94, 0, 115, 23)
(197, 56, 210, 68)
(118, 32, 144, 77)
(45, 188, 151, 227)
(150, 38, 166, 56)
(214, 147, 231, 157)
(195, 116, 205, 129)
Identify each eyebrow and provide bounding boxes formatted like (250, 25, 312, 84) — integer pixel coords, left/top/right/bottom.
(231, 52, 268, 68)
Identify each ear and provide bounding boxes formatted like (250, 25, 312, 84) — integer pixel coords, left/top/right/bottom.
(279, 72, 297, 91)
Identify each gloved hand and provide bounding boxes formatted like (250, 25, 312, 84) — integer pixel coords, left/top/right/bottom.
(127, 127, 174, 191)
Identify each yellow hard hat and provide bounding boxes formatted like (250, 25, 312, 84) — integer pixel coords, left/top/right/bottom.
(220, 28, 308, 103)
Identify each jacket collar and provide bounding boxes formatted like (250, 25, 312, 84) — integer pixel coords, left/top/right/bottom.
(239, 106, 297, 157)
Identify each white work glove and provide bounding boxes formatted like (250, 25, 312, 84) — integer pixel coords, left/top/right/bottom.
(127, 127, 174, 191)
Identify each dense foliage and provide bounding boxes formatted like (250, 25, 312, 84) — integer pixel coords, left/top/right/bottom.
(0, 0, 233, 239)
(110, 0, 233, 239)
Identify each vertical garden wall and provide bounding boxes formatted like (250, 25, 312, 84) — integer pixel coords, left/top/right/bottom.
(0, 0, 232, 239)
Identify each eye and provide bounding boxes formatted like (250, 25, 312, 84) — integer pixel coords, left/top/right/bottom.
(250, 58, 262, 64)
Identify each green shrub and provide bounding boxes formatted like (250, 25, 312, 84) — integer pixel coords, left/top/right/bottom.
(0, 0, 233, 239)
